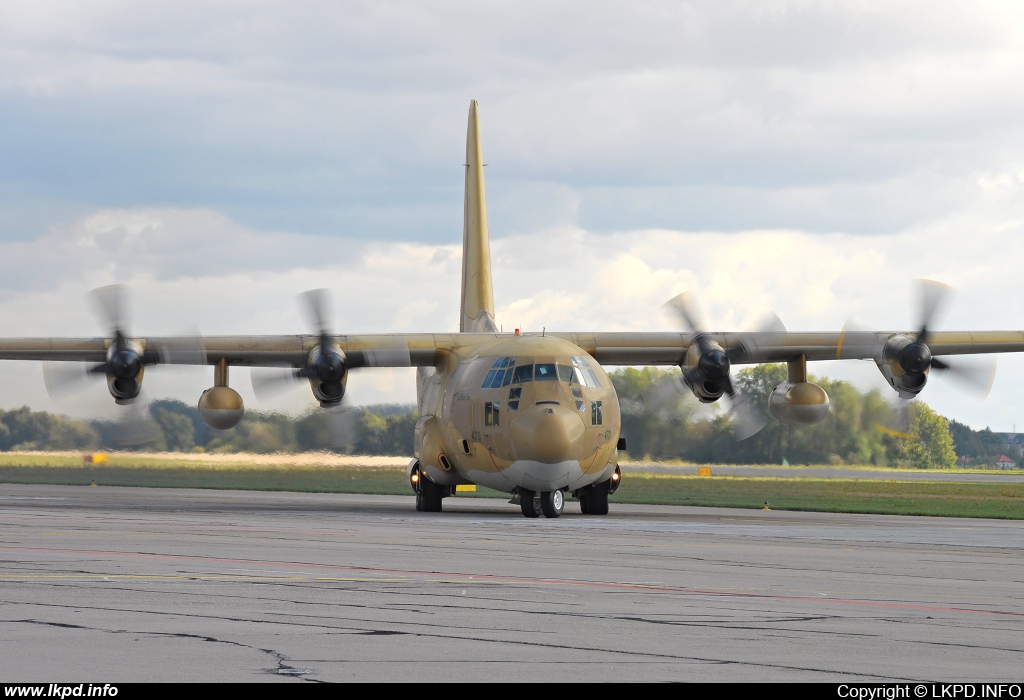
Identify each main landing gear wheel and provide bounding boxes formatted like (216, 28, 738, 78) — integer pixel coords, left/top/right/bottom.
(419, 475, 444, 513)
(520, 489, 542, 518)
(578, 480, 609, 516)
(541, 490, 564, 518)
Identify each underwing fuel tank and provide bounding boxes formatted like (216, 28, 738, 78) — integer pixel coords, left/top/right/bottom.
(767, 381, 830, 425)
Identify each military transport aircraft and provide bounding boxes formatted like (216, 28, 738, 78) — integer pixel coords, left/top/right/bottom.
(1, 100, 1022, 518)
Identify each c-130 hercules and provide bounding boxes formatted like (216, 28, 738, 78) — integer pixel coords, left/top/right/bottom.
(1, 101, 1022, 518)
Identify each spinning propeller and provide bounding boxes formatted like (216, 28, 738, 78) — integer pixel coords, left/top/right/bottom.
(251, 289, 410, 449)
(842, 280, 996, 399)
(656, 292, 785, 440)
(42, 285, 205, 446)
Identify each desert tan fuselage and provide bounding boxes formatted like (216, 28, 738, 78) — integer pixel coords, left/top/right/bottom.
(413, 334, 620, 494)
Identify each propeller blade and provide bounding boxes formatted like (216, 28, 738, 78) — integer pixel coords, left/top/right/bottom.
(644, 374, 689, 415)
(299, 289, 332, 335)
(931, 356, 997, 398)
(873, 398, 915, 439)
(326, 404, 360, 450)
(250, 366, 303, 402)
(350, 340, 412, 368)
(111, 395, 160, 447)
(663, 292, 705, 332)
(153, 328, 207, 366)
(914, 279, 953, 345)
(837, 320, 885, 361)
(88, 284, 130, 336)
(42, 361, 104, 400)
(728, 310, 789, 363)
(724, 389, 766, 441)
(662, 292, 713, 354)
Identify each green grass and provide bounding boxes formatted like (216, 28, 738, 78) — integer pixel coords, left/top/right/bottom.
(0, 453, 1020, 519)
(615, 473, 1024, 519)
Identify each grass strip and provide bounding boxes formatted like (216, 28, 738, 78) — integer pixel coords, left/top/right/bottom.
(0, 457, 1020, 519)
(616, 473, 1024, 519)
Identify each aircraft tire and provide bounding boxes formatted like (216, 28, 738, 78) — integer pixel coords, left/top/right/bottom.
(588, 481, 610, 516)
(578, 489, 592, 514)
(420, 477, 444, 513)
(520, 489, 542, 518)
(541, 490, 564, 518)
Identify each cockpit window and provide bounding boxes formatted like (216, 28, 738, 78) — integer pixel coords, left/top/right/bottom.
(508, 361, 586, 385)
(512, 364, 534, 383)
(535, 363, 558, 380)
(482, 357, 518, 387)
(569, 356, 601, 388)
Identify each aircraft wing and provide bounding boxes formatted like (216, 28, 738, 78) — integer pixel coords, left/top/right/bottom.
(557, 331, 1024, 366)
(0, 334, 459, 368)
(2, 330, 1024, 368)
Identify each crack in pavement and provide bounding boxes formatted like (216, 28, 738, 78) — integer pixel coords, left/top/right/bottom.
(10, 618, 323, 683)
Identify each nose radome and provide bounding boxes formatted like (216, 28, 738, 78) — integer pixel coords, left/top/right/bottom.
(509, 403, 586, 464)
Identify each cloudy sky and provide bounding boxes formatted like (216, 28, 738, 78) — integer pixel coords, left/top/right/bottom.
(2, 1, 1024, 430)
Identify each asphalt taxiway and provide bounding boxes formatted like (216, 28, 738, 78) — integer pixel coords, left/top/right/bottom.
(0, 484, 1021, 682)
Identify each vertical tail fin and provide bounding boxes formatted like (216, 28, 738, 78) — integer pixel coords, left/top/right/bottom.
(460, 100, 497, 332)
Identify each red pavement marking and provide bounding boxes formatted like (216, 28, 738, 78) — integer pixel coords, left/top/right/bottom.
(2, 544, 1022, 618)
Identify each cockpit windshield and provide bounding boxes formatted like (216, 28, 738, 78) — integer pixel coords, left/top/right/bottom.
(485, 357, 600, 388)
(511, 364, 534, 383)
(534, 363, 557, 380)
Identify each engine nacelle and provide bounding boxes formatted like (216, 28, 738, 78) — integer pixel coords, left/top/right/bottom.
(198, 386, 244, 430)
(768, 381, 830, 425)
(680, 342, 726, 403)
(876, 358, 929, 399)
(306, 343, 349, 407)
(876, 335, 929, 399)
(105, 338, 145, 404)
(106, 370, 143, 404)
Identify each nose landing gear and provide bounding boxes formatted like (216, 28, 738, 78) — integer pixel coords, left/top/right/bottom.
(519, 488, 564, 518)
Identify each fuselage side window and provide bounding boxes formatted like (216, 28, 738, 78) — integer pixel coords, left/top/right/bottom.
(590, 400, 603, 425)
(512, 364, 534, 383)
(535, 363, 557, 380)
(485, 401, 500, 426)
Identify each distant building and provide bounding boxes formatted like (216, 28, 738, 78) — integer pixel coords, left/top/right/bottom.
(994, 454, 1017, 469)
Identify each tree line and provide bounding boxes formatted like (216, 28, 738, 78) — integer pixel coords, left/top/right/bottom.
(0, 401, 417, 456)
(0, 365, 1015, 467)
(612, 365, 1001, 468)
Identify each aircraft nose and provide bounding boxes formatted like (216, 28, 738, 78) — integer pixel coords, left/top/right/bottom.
(509, 403, 586, 464)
